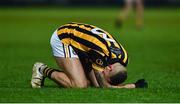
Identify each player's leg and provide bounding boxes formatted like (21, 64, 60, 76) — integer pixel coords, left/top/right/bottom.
(116, 0, 133, 27)
(47, 29, 88, 88)
(31, 62, 72, 88)
(50, 31, 87, 88)
(31, 30, 88, 88)
(135, 0, 144, 29)
(122, 0, 133, 20)
(52, 57, 88, 88)
(49, 71, 72, 88)
(31, 60, 88, 88)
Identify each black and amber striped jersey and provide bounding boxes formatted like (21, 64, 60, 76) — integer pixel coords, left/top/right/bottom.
(57, 22, 128, 70)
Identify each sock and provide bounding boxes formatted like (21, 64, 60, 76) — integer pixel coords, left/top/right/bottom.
(39, 66, 61, 78)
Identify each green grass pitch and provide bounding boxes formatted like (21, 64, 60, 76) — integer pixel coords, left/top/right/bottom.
(0, 7, 180, 102)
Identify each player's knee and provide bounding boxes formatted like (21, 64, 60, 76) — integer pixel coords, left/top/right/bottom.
(76, 82, 88, 88)
(71, 80, 88, 88)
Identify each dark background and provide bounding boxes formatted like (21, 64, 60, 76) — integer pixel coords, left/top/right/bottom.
(0, 0, 180, 7)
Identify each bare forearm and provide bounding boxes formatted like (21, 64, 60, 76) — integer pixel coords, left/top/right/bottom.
(110, 83, 136, 89)
(88, 70, 100, 87)
(94, 70, 111, 88)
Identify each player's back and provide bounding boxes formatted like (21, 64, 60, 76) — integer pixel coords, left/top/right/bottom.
(57, 22, 128, 67)
(57, 22, 116, 55)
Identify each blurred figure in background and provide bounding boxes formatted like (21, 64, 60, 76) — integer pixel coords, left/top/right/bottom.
(116, 0, 144, 29)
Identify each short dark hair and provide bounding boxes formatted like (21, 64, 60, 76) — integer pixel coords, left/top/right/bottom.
(109, 71, 127, 85)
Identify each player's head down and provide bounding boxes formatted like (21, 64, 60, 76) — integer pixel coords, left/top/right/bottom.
(104, 63, 127, 85)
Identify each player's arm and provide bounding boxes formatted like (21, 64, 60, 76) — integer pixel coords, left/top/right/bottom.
(88, 69, 100, 87)
(91, 63, 130, 88)
(90, 63, 125, 88)
(114, 79, 148, 88)
(93, 69, 112, 88)
(87, 50, 111, 88)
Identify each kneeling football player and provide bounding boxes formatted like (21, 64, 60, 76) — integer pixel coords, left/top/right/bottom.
(31, 22, 147, 88)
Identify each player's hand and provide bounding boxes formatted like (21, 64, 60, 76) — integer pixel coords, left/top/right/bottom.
(134, 79, 148, 88)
